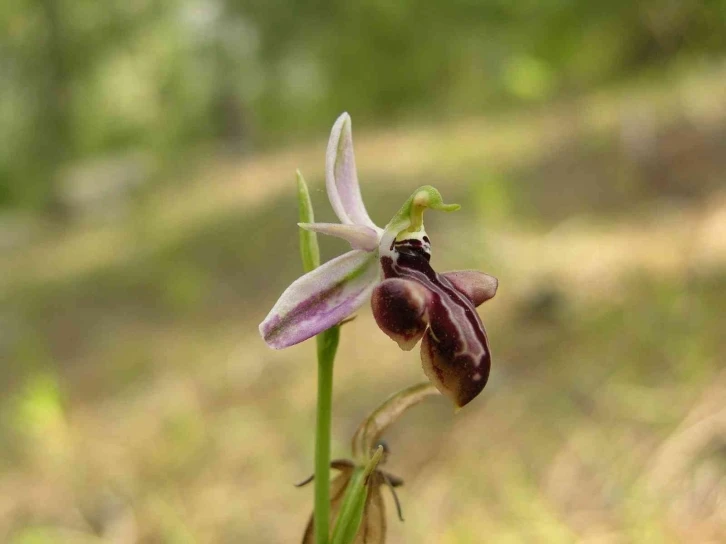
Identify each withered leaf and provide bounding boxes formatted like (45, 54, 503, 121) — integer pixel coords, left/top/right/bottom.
(352, 382, 439, 458)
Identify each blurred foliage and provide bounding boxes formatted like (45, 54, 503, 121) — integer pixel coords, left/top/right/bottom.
(1, 3, 726, 540)
(2, 0, 726, 209)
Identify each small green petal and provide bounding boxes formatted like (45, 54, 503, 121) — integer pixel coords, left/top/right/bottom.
(382, 185, 460, 247)
(297, 170, 321, 272)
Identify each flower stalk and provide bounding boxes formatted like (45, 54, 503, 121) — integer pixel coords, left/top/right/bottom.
(298, 171, 340, 544)
(297, 170, 340, 544)
(314, 326, 339, 544)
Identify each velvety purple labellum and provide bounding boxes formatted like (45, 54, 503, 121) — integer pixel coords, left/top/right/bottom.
(371, 278, 431, 351)
(378, 238, 492, 407)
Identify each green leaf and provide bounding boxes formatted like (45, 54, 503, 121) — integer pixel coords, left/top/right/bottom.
(329, 468, 367, 544)
(330, 446, 384, 544)
(297, 170, 321, 272)
(331, 446, 383, 544)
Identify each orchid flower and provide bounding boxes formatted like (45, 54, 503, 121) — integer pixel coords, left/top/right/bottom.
(259, 113, 498, 407)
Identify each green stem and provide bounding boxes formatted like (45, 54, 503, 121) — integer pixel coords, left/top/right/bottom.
(314, 325, 340, 544)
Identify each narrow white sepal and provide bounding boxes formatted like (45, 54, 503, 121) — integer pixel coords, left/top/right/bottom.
(325, 113, 380, 231)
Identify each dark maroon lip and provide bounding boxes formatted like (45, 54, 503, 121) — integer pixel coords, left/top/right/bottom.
(377, 241, 492, 406)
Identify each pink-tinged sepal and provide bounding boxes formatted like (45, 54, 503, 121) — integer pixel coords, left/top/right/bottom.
(259, 250, 379, 349)
(442, 270, 498, 307)
(371, 278, 432, 351)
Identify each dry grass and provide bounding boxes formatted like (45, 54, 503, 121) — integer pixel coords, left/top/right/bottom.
(1, 63, 725, 543)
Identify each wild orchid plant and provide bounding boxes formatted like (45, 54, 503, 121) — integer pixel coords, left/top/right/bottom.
(259, 113, 498, 543)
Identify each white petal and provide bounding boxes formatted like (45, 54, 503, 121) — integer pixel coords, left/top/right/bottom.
(298, 223, 379, 251)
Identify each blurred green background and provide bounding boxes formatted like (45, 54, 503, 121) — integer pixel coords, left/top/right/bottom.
(1, 1, 726, 542)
